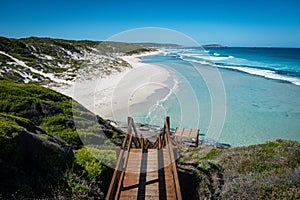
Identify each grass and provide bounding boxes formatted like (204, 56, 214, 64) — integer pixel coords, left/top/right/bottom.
(178, 139, 300, 199)
(0, 80, 80, 144)
(0, 80, 123, 147)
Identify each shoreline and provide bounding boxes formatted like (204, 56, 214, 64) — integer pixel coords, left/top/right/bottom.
(56, 50, 172, 121)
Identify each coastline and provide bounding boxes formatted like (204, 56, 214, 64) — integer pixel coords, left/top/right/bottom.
(56, 50, 172, 121)
(54, 47, 300, 147)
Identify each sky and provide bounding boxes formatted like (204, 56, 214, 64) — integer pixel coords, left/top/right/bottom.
(0, 0, 300, 47)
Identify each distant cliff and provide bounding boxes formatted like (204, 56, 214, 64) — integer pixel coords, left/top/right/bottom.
(202, 44, 227, 48)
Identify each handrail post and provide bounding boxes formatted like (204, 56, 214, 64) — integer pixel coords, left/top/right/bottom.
(127, 117, 132, 136)
(157, 133, 161, 149)
(128, 116, 141, 148)
(166, 116, 170, 144)
(141, 135, 144, 149)
(166, 116, 170, 131)
(131, 119, 139, 138)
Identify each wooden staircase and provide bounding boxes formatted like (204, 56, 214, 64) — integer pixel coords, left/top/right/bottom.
(106, 117, 182, 200)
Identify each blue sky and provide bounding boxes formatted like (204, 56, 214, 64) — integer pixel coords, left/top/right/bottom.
(0, 0, 300, 47)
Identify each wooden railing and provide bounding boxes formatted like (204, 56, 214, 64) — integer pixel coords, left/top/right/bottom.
(106, 119, 133, 200)
(106, 116, 182, 200)
(163, 116, 182, 200)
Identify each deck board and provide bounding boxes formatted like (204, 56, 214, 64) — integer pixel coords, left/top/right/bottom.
(174, 128, 199, 147)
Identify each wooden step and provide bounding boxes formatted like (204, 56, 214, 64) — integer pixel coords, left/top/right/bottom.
(118, 148, 179, 200)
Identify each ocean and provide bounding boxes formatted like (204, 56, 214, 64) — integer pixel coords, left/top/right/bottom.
(131, 47, 300, 147)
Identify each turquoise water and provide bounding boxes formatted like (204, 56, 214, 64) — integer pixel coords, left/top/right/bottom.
(132, 48, 300, 147)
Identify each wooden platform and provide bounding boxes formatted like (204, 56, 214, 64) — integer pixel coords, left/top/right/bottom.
(174, 128, 199, 147)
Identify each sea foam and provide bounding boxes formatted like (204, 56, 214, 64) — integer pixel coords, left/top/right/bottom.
(144, 76, 179, 122)
(220, 65, 300, 86)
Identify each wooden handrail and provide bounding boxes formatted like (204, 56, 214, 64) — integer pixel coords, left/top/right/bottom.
(106, 122, 134, 200)
(106, 135, 127, 200)
(114, 134, 133, 199)
(106, 149, 124, 199)
(164, 116, 182, 200)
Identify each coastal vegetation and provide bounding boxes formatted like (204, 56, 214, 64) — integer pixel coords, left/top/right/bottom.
(0, 36, 155, 86)
(0, 80, 121, 198)
(178, 139, 300, 199)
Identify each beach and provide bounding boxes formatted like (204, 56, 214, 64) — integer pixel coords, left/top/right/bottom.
(57, 50, 172, 121)
(56, 47, 300, 147)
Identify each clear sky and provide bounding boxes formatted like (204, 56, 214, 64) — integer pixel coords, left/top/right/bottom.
(0, 0, 300, 47)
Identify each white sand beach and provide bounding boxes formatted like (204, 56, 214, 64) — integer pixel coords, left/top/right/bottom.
(57, 50, 171, 121)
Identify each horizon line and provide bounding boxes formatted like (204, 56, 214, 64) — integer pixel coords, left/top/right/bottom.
(1, 35, 300, 49)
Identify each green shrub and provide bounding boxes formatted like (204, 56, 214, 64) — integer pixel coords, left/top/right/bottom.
(0, 81, 83, 145)
(69, 147, 116, 197)
(259, 184, 300, 199)
(179, 139, 300, 199)
(40, 114, 81, 146)
(74, 147, 115, 182)
(0, 116, 23, 161)
(75, 148, 103, 182)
